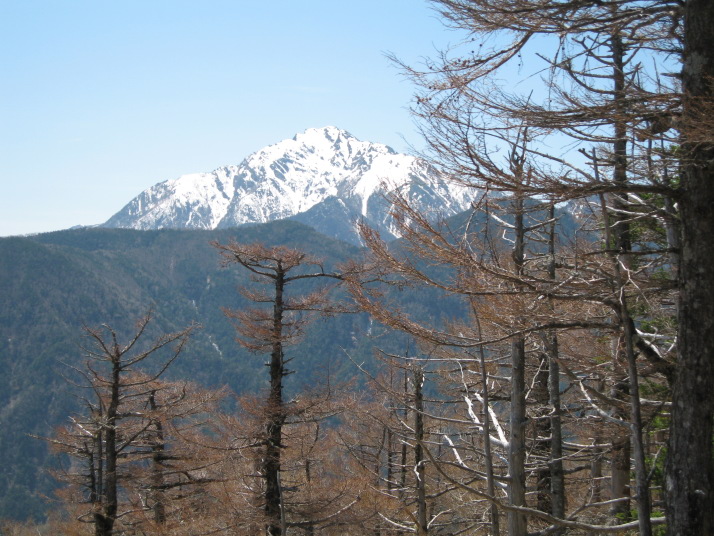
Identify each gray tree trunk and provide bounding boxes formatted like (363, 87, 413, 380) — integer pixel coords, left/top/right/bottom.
(533, 351, 552, 514)
(414, 368, 428, 536)
(507, 194, 528, 536)
(666, 1, 714, 533)
(476, 316, 500, 536)
(265, 270, 286, 536)
(546, 206, 565, 524)
(148, 391, 167, 525)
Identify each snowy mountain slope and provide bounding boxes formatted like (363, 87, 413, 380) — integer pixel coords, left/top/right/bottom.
(104, 126, 475, 243)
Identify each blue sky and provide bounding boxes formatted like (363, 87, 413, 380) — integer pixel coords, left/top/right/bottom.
(0, 1, 464, 236)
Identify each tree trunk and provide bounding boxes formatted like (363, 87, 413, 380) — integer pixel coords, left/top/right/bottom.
(620, 307, 653, 535)
(95, 354, 121, 536)
(591, 377, 605, 505)
(476, 315, 500, 536)
(400, 369, 408, 499)
(545, 206, 565, 524)
(607, 32, 653, 531)
(386, 427, 394, 492)
(507, 194, 528, 536)
(547, 333, 565, 522)
(533, 351, 552, 514)
(148, 391, 167, 525)
(265, 270, 286, 536)
(666, 2, 714, 533)
(414, 368, 428, 536)
(609, 377, 631, 519)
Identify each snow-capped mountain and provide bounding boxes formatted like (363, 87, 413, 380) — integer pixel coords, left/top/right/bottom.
(104, 126, 475, 244)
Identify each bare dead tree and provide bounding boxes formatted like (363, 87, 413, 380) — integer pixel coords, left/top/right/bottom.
(387, 1, 698, 532)
(45, 313, 197, 536)
(213, 240, 348, 536)
(338, 348, 483, 536)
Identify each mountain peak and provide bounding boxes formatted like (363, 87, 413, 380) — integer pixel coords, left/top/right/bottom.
(294, 125, 353, 142)
(103, 127, 474, 244)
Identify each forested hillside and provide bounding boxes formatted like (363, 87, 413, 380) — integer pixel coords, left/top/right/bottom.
(0, 222, 382, 520)
(0, 196, 673, 535)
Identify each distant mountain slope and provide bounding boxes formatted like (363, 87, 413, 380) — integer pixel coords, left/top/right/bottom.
(0, 222, 377, 521)
(1, 200, 580, 521)
(103, 126, 475, 244)
(2, 217, 476, 522)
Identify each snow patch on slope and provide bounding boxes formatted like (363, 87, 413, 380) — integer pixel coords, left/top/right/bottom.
(104, 127, 476, 241)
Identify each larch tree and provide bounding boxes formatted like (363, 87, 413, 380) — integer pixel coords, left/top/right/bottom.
(46, 314, 200, 536)
(346, 148, 672, 533)
(346, 194, 575, 534)
(119, 376, 227, 534)
(340, 349, 473, 536)
(213, 240, 350, 536)
(387, 0, 712, 532)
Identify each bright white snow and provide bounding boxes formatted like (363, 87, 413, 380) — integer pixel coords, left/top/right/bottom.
(105, 127, 476, 235)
